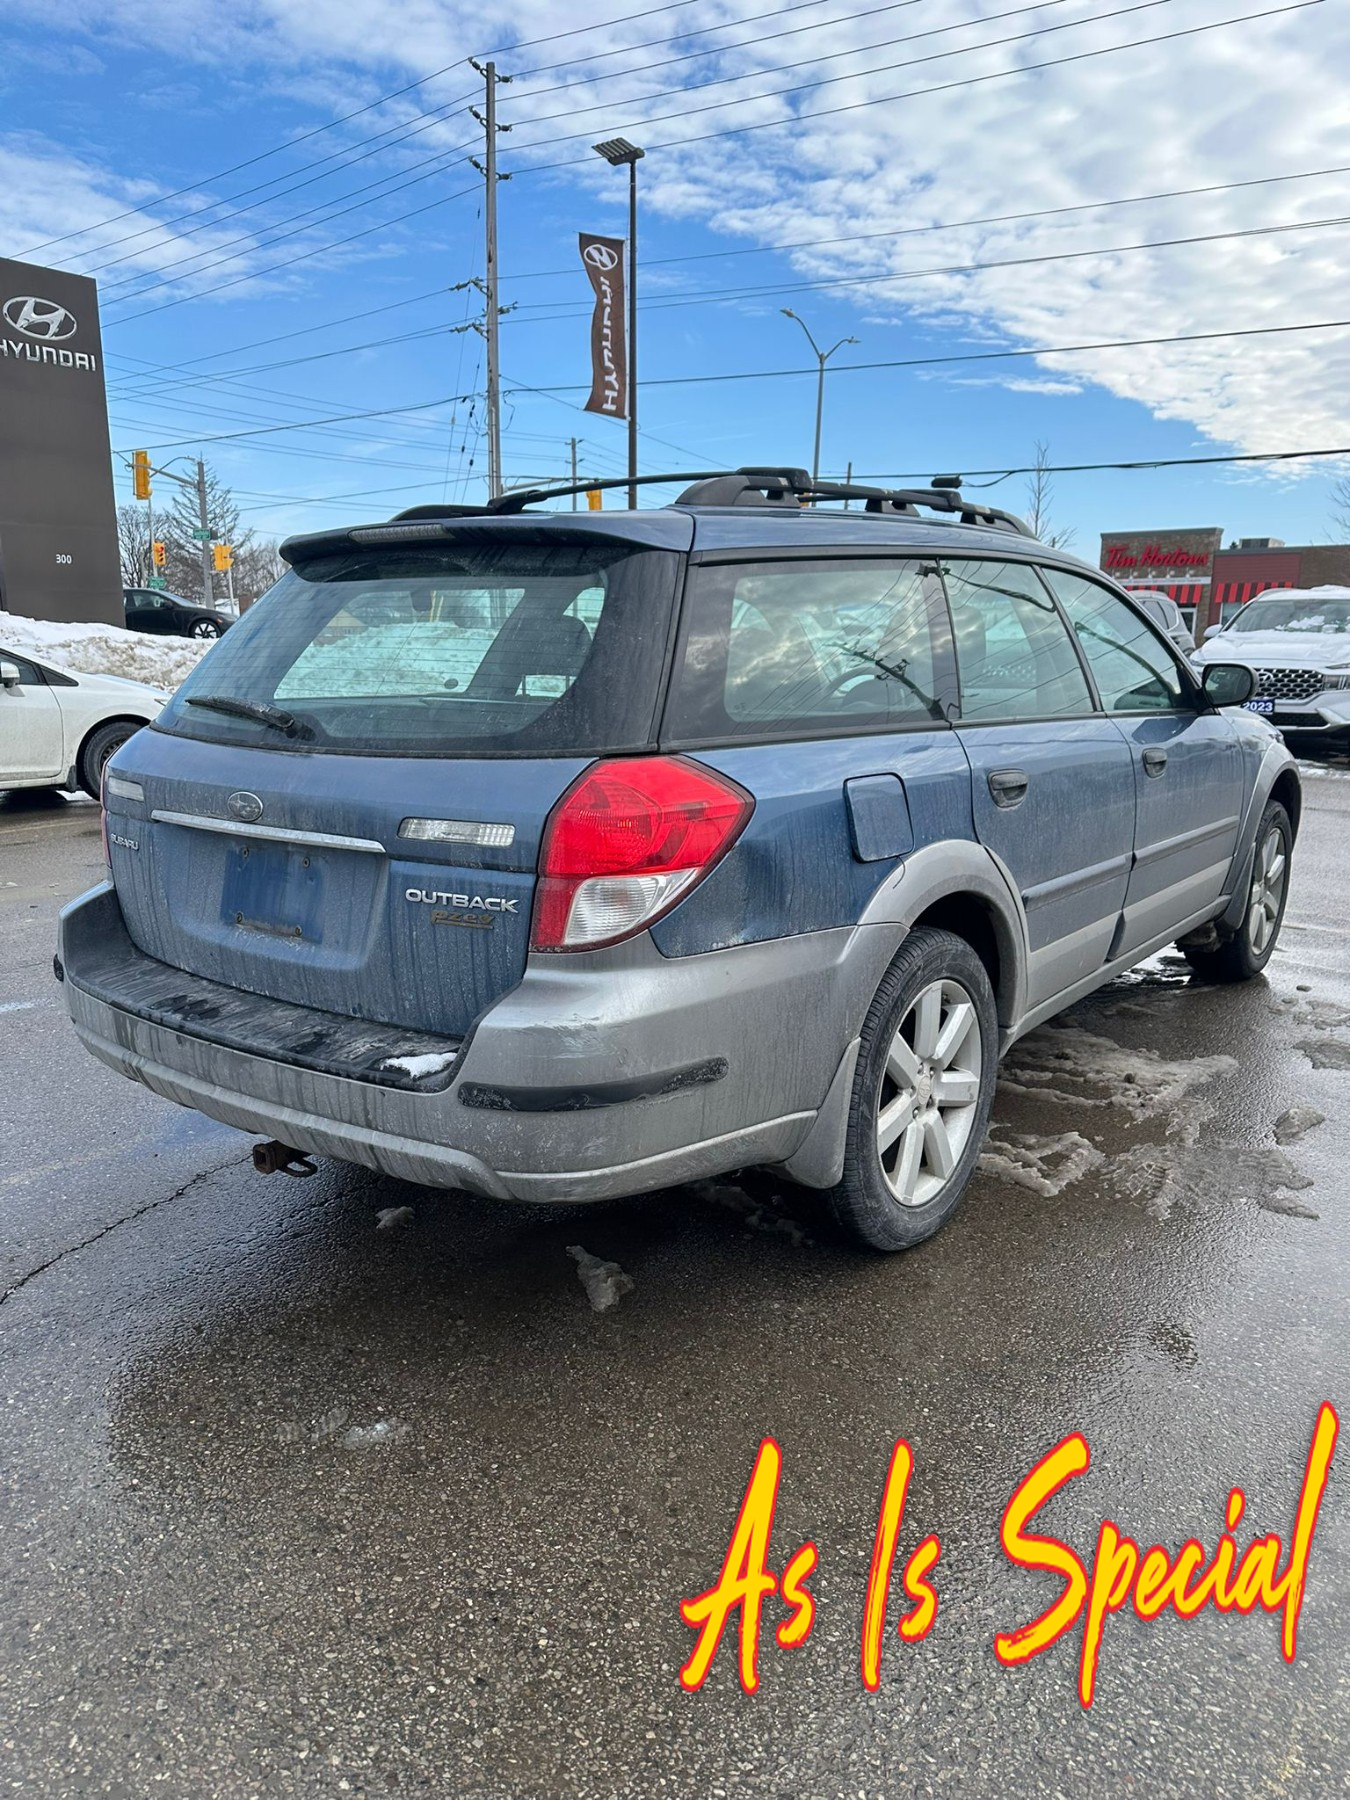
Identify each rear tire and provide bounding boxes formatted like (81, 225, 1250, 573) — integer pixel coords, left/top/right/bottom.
(828, 928, 999, 1253)
(190, 618, 223, 639)
(79, 720, 138, 798)
(1181, 801, 1291, 982)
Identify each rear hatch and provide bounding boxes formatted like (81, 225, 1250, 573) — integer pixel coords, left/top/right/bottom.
(103, 515, 689, 1038)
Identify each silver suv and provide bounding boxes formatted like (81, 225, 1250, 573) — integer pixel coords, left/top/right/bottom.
(58, 470, 1300, 1251)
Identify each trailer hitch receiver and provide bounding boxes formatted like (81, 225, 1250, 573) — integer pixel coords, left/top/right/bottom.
(252, 1140, 318, 1178)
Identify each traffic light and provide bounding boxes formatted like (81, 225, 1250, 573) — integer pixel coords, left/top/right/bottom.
(151, 540, 166, 568)
(132, 449, 152, 500)
(212, 543, 234, 572)
(585, 489, 603, 511)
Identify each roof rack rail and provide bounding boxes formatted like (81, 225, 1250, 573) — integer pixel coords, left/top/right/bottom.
(390, 467, 1034, 535)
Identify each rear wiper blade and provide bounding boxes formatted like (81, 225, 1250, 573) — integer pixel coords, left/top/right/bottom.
(184, 694, 313, 740)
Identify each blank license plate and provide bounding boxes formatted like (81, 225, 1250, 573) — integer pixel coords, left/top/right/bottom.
(1244, 697, 1275, 714)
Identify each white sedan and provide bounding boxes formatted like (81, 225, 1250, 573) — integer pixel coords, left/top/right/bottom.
(0, 641, 169, 798)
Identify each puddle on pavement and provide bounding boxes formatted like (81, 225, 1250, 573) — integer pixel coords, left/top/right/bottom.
(977, 976, 1346, 1228)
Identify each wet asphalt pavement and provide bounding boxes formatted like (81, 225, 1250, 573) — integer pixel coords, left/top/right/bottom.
(1, 774, 1348, 1798)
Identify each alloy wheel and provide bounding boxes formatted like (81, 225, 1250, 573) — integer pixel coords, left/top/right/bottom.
(875, 977, 983, 1208)
(1248, 824, 1287, 954)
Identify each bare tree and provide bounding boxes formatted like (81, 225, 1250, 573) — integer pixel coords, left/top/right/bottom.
(1024, 442, 1076, 548)
(233, 538, 286, 604)
(1331, 475, 1350, 540)
(117, 504, 152, 586)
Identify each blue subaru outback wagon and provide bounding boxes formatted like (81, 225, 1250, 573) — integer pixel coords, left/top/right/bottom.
(58, 469, 1299, 1250)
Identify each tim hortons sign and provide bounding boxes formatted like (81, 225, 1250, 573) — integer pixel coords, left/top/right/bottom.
(1098, 527, 1223, 583)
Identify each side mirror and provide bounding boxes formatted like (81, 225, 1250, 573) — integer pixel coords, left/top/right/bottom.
(1202, 662, 1256, 707)
(0, 660, 21, 689)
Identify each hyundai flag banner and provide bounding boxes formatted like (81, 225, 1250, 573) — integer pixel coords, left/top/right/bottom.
(579, 233, 628, 420)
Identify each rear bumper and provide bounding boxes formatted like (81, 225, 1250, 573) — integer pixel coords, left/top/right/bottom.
(59, 884, 885, 1203)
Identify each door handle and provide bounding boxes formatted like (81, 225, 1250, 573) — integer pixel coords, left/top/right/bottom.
(1142, 747, 1168, 778)
(987, 768, 1029, 808)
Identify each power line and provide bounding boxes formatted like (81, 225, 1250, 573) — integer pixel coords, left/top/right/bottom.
(94, 1, 1320, 333)
(499, 367, 711, 465)
(507, 209, 1350, 322)
(17, 60, 474, 261)
(98, 141, 477, 309)
(500, 0, 1321, 169)
(511, 0, 936, 92)
(497, 159, 1350, 283)
(101, 0, 1296, 331)
(103, 156, 1350, 399)
(105, 182, 480, 326)
(116, 391, 478, 452)
(80, 107, 478, 283)
(104, 285, 458, 382)
(504, 314, 1350, 395)
(479, 0, 709, 59)
(511, 0, 1091, 110)
(868, 446, 1350, 478)
(68, 0, 936, 282)
(100, 0, 1103, 314)
(510, 0, 920, 81)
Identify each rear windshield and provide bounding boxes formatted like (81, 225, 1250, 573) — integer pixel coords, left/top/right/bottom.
(155, 538, 681, 757)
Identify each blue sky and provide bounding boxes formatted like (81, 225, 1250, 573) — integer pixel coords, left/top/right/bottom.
(3, 0, 1348, 555)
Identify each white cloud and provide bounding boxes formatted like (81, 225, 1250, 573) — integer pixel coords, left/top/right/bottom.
(4, 0, 1348, 459)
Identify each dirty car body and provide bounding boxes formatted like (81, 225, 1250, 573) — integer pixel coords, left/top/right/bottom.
(57, 470, 1302, 1250)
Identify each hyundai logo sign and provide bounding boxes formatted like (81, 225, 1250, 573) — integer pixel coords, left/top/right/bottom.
(582, 243, 619, 272)
(2, 295, 78, 341)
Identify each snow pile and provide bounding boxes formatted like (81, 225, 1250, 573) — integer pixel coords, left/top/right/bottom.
(379, 1051, 458, 1079)
(567, 1244, 634, 1313)
(0, 611, 211, 691)
(977, 1130, 1105, 1197)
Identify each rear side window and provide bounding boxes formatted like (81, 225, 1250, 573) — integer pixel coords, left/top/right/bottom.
(666, 558, 952, 743)
(155, 538, 681, 758)
(942, 560, 1093, 721)
(1043, 569, 1191, 712)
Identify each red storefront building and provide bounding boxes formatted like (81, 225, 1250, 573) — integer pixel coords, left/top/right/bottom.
(1098, 527, 1350, 634)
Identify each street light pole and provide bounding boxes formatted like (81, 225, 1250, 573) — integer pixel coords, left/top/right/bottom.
(781, 310, 858, 486)
(593, 137, 645, 509)
(628, 153, 638, 512)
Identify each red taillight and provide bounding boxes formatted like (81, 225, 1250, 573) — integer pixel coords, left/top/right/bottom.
(532, 756, 753, 952)
(99, 766, 111, 869)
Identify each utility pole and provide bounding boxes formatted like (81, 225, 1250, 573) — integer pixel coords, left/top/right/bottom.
(196, 458, 214, 607)
(471, 59, 511, 501)
(569, 437, 579, 509)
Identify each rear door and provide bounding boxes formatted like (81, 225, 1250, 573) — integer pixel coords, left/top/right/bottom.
(104, 526, 686, 1038)
(1042, 568, 1245, 956)
(655, 552, 970, 955)
(0, 653, 65, 783)
(124, 591, 167, 633)
(942, 558, 1136, 1011)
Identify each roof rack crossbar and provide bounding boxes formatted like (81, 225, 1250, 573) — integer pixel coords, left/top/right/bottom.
(389, 467, 1034, 535)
